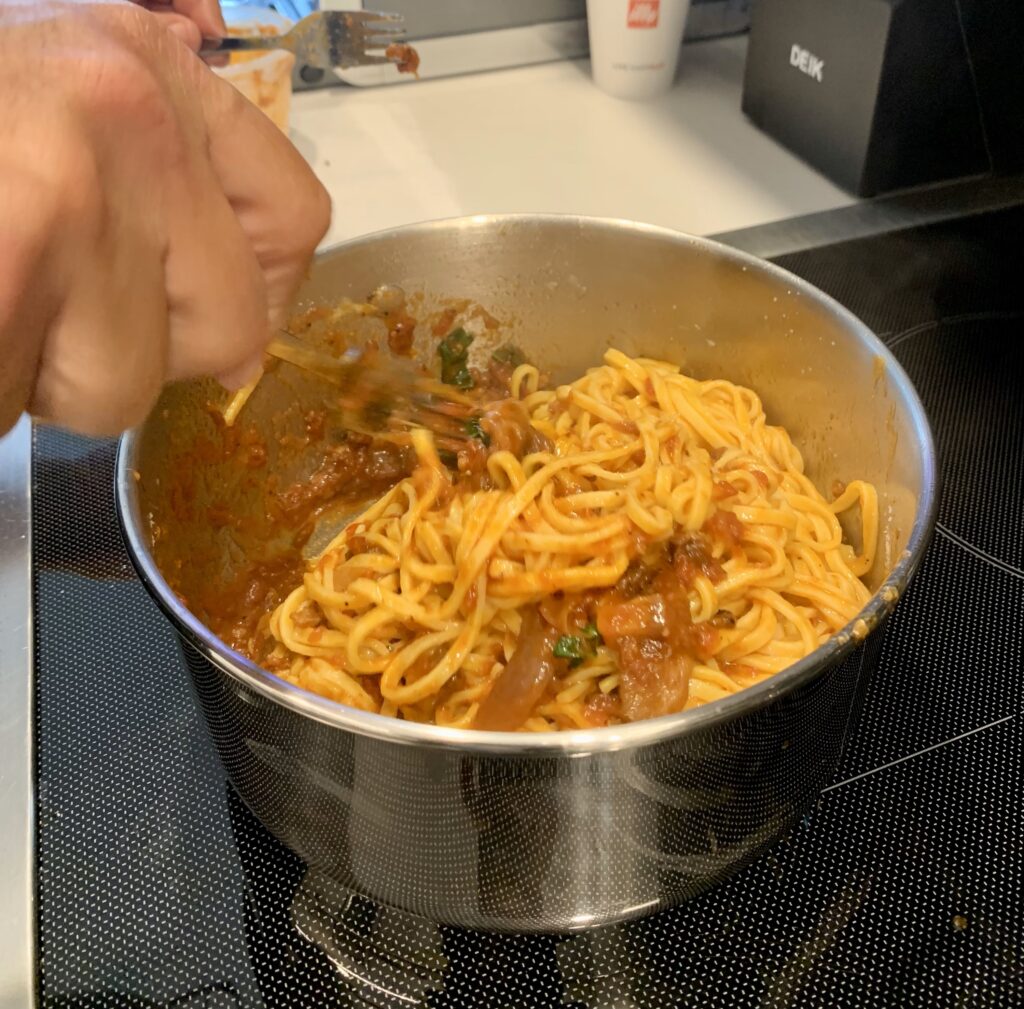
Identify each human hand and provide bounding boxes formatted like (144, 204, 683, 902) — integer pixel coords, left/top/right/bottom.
(0, 0, 330, 436)
(133, 0, 226, 50)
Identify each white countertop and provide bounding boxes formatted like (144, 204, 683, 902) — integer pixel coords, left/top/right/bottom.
(290, 36, 856, 248)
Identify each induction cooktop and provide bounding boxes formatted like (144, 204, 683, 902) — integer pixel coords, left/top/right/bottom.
(26, 204, 1024, 1008)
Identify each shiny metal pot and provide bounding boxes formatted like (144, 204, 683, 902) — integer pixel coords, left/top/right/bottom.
(116, 215, 937, 932)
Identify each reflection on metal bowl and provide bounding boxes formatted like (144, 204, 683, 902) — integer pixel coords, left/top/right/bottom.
(116, 215, 937, 932)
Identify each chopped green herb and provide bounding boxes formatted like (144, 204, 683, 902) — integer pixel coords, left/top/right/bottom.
(465, 417, 491, 446)
(438, 327, 475, 388)
(553, 634, 585, 667)
(438, 449, 459, 470)
(439, 327, 473, 358)
(491, 343, 527, 368)
(553, 624, 602, 667)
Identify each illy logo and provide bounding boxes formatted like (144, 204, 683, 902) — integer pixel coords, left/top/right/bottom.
(627, 0, 660, 28)
(790, 44, 824, 82)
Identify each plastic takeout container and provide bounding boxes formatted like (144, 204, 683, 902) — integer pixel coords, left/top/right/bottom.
(212, 5, 294, 132)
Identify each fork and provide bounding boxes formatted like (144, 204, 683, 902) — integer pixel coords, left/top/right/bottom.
(199, 9, 406, 71)
(266, 334, 477, 445)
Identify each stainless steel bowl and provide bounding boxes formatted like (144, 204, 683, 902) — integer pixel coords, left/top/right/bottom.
(116, 215, 937, 932)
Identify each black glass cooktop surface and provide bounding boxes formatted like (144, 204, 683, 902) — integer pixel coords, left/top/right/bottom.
(34, 206, 1024, 1008)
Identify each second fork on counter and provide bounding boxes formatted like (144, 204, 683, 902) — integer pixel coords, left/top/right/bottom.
(200, 9, 410, 72)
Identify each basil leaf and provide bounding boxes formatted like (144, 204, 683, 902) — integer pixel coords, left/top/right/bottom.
(438, 328, 475, 388)
(553, 634, 585, 667)
(465, 417, 491, 446)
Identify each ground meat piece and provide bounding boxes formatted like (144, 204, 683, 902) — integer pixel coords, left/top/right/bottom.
(274, 443, 410, 521)
(671, 535, 725, 587)
(615, 636, 691, 721)
(583, 692, 619, 727)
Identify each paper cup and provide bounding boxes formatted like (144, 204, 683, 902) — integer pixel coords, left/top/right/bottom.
(587, 0, 692, 100)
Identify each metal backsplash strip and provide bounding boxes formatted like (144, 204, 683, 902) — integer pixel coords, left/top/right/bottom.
(712, 173, 1024, 259)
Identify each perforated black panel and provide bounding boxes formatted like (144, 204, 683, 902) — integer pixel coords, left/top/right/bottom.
(35, 206, 1024, 1006)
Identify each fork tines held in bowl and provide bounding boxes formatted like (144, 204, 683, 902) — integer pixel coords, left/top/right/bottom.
(265, 334, 475, 445)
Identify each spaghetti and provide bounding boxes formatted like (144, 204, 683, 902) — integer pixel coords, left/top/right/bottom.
(264, 349, 878, 731)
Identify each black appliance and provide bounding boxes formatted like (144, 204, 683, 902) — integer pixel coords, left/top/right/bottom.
(742, 0, 1024, 196)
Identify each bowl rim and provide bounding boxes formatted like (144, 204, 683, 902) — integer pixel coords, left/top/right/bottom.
(115, 212, 939, 755)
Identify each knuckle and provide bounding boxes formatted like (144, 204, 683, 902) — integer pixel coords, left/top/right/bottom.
(85, 61, 180, 145)
(68, 26, 192, 163)
(75, 42, 156, 115)
(45, 5, 191, 147)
